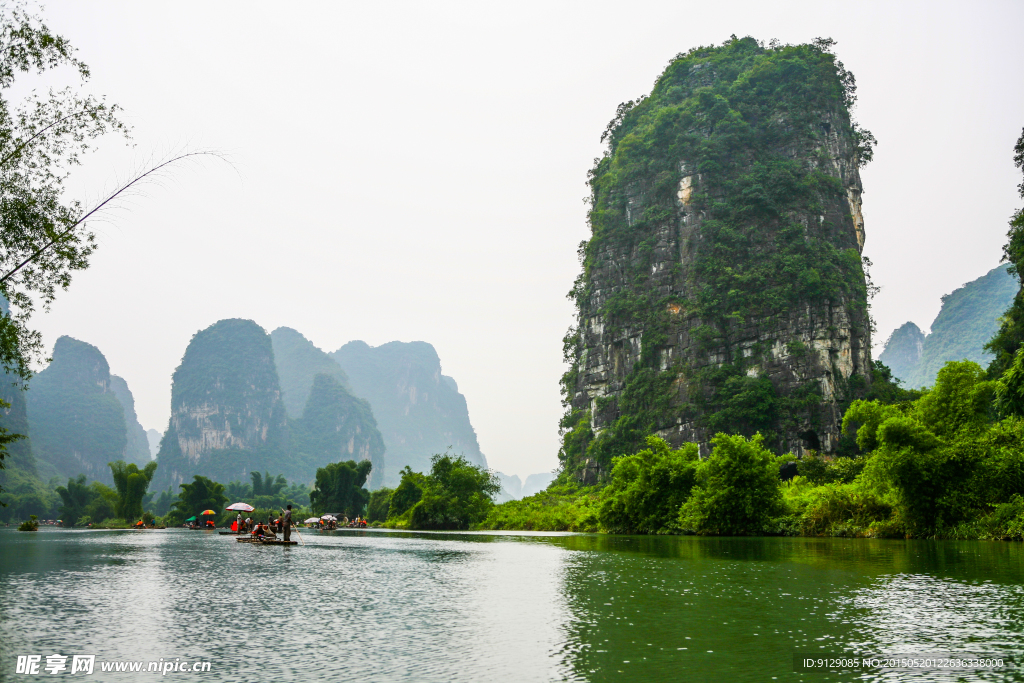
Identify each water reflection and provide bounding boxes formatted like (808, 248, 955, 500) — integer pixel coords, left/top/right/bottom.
(0, 530, 1021, 682)
(552, 536, 1024, 682)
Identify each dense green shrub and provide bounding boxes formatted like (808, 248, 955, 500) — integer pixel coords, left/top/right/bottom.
(599, 436, 698, 534)
(679, 433, 785, 535)
(388, 467, 426, 518)
(366, 487, 393, 522)
(388, 454, 500, 530)
(309, 460, 372, 518)
(796, 452, 865, 485)
(479, 484, 602, 532)
(782, 478, 892, 536)
(846, 361, 1024, 536)
(165, 476, 228, 526)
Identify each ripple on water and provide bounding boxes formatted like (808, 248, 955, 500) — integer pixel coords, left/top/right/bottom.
(0, 530, 1021, 683)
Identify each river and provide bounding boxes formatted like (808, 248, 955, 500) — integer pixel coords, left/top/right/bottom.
(0, 528, 1021, 682)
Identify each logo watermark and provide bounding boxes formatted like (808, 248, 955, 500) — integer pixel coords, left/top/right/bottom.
(15, 655, 211, 676)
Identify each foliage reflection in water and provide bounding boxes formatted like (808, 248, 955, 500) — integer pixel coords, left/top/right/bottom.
(0, 529, 1021, 682)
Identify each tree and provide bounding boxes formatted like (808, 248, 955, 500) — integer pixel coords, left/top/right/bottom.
(986, 127, 1024, 376)
(678, 433, 785, 535)
(166, 476, 227, 526)
(366, 487, 393, 522)
(0, 6, 124, 501)
(55, 474, 92, 527)
(996, 346, 1024, 418)
(309, 460, 372, 517)
(0, 6, 129, 383)
(251, 470, 286, 497)
(388, 466, 427, 518)
(397, 454, 501, 530)
(0, 7, 213, 504)
(109, 460, 157, 521)
(847, 360, 1008, 535)
(599, 436, 698, 534)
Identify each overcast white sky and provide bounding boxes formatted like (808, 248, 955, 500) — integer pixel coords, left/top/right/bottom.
(25, 0, 1024, 479)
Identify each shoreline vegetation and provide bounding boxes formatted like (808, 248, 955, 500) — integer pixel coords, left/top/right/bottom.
(475, 360, 1024, 541)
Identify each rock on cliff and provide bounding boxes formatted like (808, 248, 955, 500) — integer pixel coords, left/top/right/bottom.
(331, 340, 487, 487)
(26, 336, 130, 483)
(561, 37, 874, 479)
(880, 263, 1018, 388)
(153, 319, 290, 489)
(272, 327, 386, 487)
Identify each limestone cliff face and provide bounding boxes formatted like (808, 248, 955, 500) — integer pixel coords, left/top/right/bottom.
(331, 340, 486, 488)
(153, 319, 289, 489)
(562, 38, 874, 478)
(270, 327, 351, 418)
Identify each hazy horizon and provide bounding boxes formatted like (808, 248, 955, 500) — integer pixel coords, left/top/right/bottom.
(22, 0, 1024, 479)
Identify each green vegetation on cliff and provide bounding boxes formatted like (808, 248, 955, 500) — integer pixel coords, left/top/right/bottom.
(0, 374, 54, 521)
(561, 36, 875, 478)
(290, 373, 385, 488)
(987, 128, 1024, 376)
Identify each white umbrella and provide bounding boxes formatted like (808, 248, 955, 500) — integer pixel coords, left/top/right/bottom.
(321, 515, 336, 521)
(303, 517, 319, 524)
(225, 502, 255, 512)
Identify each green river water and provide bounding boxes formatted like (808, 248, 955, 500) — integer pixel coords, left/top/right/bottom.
(0, 528, 1022, 682)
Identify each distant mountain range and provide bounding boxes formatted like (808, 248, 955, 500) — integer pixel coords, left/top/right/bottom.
(149, 319, 490, 490)
(331, 340, 487, 487)
(879, 264, 1018, 388)
(493, 471, 556, 502)
(2, 320, 516, 497)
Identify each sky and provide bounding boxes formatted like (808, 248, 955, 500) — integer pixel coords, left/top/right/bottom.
(22, 0, 1024, 479)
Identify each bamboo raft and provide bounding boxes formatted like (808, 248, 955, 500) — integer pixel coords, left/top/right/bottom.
(235, 536, 297, 546)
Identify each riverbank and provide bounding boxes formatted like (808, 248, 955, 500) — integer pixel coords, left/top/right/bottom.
(475, 478, 1024, 541)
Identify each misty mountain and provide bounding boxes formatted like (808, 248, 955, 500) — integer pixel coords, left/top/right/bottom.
(270, 327, 351, 419)
(880, 264, 1018, 387)
(521, 473, 555, 498)
(331, 340, 487, 488)
(25, 336, 132, 484)
(109, 375, 153, 467)
(146, 429, 161, 459)
(152, 319, 386, 490)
